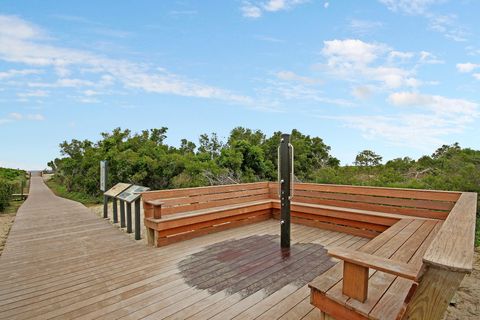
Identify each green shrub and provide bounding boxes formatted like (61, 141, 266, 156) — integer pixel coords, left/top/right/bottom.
(0, 179, 14, 211)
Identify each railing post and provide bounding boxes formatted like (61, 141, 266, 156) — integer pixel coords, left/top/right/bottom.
(112, 197, 118, 223)
(126, 202, 132, 233)
(134, 198, 141, 240)
(279, 133, 292, 249)
(120, 200, 126, 228)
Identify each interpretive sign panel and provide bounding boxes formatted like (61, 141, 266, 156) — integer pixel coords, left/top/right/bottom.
(104, 183, 131, 198)
(117, 185, 150, 203)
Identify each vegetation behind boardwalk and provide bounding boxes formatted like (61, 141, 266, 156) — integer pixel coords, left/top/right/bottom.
(0, 168, 27, 212)
(47, 127, 480, 245)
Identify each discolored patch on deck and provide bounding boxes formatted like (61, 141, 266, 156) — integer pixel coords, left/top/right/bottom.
(178, 234, 336, 297)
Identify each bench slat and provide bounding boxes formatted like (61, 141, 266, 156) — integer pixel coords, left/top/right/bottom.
(293, 183, 461, 202)
(141, 182, 269, 201)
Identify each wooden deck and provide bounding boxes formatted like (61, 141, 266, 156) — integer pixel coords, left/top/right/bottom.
(0, 177, 369, 319)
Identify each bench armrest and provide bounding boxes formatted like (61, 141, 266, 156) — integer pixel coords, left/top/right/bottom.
(328, 247, 419, 280)
(145, 200, 165, 206)
(143, 200, 164, 219)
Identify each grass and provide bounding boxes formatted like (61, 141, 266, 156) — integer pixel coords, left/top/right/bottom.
(0, 197, 26, 255)
(46, 179, 102, 207)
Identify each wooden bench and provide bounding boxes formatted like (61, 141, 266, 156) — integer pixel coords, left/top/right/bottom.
(141, 182, 273, 246)
(309, 192, 477, 320)
(270, 182, 456, 239)
(142, 182, 460, 247)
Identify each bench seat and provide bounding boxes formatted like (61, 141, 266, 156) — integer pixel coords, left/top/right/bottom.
(144, 199, 273, 246)
(271, 200, 426, 239)
(309, 218, 443, 320)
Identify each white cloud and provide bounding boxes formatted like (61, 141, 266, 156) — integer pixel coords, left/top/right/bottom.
(388, 92, 479, 117)
(241, 0, 309, 18)
(260, 79, 353, 107)
(9, 112, 23, 120)
(0, 14, 253, 106)
(332, 92, 478, 149)
(379, 1, 469, 42)
(83, 89, 99, 96)
(275, 71, 320, 84)
(253, 35, 284, 43)
(419, 51, 444, 64)
(456, 62, 480, 80)
(427, 14, 468, 42)
(352, 86, 374, 100)
(349, 19, 383, 36)
(456, 62, 480, 73)
(0, 68, 42, 79)
(17, 90, 49, 98)
(322, 39, 385, 66)
(379, 0, 442, 15)
(324, 2, 329, 9)
(241, 3, 263, 18)
(320, 39, 425, 91)
(1, 112, 46, 124)
(27, 114, 45, 121)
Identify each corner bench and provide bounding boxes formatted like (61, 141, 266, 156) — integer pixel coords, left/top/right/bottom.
(141, 182, 460, 248)
(309, 192, 477, 320)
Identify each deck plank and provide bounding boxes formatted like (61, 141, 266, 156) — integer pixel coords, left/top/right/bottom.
(0, 177, 369, 320)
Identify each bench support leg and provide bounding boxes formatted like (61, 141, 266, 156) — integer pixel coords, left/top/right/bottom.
(146, 228, 157, 247)
(343, 261, 368, 302)
(403, 266, 465, 320)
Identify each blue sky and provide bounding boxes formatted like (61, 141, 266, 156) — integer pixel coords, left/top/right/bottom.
(0, 0, 479, 169)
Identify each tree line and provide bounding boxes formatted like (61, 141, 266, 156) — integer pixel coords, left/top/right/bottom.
(48, 127, 480, 198)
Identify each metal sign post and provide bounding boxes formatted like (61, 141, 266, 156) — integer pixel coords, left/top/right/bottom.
(116, 185, 150, 240)
(112, 198, 118, 223)
(278, 133, 294, 249)
(100, 161, 108, 219)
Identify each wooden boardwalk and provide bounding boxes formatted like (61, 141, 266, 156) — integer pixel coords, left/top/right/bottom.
(0, 177, 369, 319)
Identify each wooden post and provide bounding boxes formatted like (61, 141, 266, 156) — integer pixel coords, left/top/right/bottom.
(279, 133, 292, 248)
(120, 200, 126, 228)
(126, 202, 132, 233)
(112, 198, 118, 223)
(343, 261, 369, 302)
(21, 180, 24, 199)
(403, 266, 466, 320)
(134, 198, 141, 240)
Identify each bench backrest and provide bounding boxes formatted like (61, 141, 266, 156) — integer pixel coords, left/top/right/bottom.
(142, 182, 270, 215)
(268, 182, 460, 220)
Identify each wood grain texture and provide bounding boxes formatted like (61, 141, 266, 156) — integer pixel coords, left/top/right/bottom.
(403, 266, 465, 320)
(342, 261, 368, 302)
(423, 192, 477, 272)
(0, 177, 372, 320)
